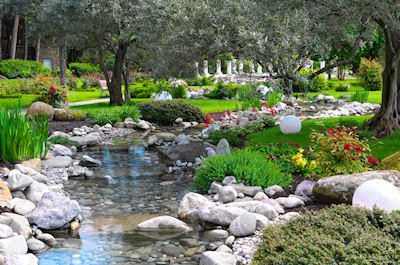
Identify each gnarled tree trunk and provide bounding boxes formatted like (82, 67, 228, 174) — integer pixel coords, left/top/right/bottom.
(123, 64, 131, 102)
(109, 42, 128, 106)
(10, 15, 20, 60)
(59, 44, 67, 86)
(366, 29, 400, 136)
(35, 35, 41, 61)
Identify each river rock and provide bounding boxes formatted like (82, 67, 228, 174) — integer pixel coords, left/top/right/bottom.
(295, 180, 315, 196)
(20, 159, 42, 172)
(225, 200, 262, 213)
(0, 180, 12, 206)
(31, 173, 49, 184)
(216, 139, 230, 155)
(7, 171, 33, 191)
(282, 197, 305, 208)
(36, 233, 57, 246)
(222, 176, 237, 186)
(161, 244, 185, 257)
(229, 183, 263, 197)
(262, 198, 285, 214)
(353, 179, 400, 212)
(229, 212, 256, 237)
(155, 132, 176, 142)
(137, 216, 190, 232)
(176, 134, 189, 145)
(27, 238, 47, 253)
(265, 185, 284, 198)
(198, 205, 247, 226)
(137, 120, 150, 130)
(225, 235, 235, 247)
(313, 170, 400, 204)
(216, 244, 233, 253)
(4, 253, 39, 265)
(14, 165, 37, 176)
(51, 144, 73, 157)
(0, 235, 28, 254)
(24, 182, 50, 204)
(26, 102, 54, 120)
(253, 192, 268, 201)
(255, 203, 278, 220)
(157, 139, 213, 163)
(0, 224, 13, 239)
(217, 186, 237, 203)
(200, 251, 237, 265)
(1, 213, 32, 239)
(80, 155, 102, 167)
(113, 122, 125, 128)
(70, 133, 101, 147)
(43, 156, 73, 168)
(9, 198, 36, 216)
(205, 229, 229, 241)
(27, 191, 81, 230)
(147, 135, 158, 146)
(178, 192, 214, 221)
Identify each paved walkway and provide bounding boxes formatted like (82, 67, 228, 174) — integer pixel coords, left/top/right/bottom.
(68, 98, 110, 107)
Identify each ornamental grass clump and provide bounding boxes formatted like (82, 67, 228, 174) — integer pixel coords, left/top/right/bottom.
(253, 205, 400, 265)
(0, 103, 49, 162)
(195, 149, 292, 191)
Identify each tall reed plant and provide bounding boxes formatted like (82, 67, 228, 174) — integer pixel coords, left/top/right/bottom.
(0, 102, 49, 162)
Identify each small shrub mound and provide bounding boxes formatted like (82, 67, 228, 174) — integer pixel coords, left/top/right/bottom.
(86, 105, 141, 125)
(253, 205, 400, 265)
(138, 100, 204, 125)
(69, 62, 100, 77)
(195, 150, 292, 191)
(358, 58, 383, 91)
(0, 59, 52, 78)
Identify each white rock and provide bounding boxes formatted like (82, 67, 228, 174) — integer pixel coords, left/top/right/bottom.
(27, 238, 47, 253)
(153, 91, 172, 101)
(283, 197, 305, 208)
(225, 235, 235, 247)
(1, 213, 32, 239)
(353, 179, 400, 212)
(9, 198, 36, 216)
(24, 182, 50, 204)
(295, 180, 315, 196)
(255, 203, 278, 220)
(222, 176, 237, 186)
(0, 235, 28, 254)
(198, 206, 247, 226)
(7, 171, 33, 191)
(200, 251, 237, 265)
(216, 139, 230, 155)
(178, 192, 213, 221)
(253, 192, 268, 201)
(137, 216, 190, 232)
(0, 224, 13, 239)
(280, 115, 302, 134)
(14, 165, 37, 176)
(51, 144, 73, 157)
(217, 186, 237, 203)
(216, 244, 233, 253)
(229, 212, 256, 237)
(205, 229, 229, 241)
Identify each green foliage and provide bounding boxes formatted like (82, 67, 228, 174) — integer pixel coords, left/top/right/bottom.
(48, 136, 75, 146)
(206, 83, 241, 99)
(0, 60, 52, 79)
(267, 91, 283, 107)
(253, 205, 400, 265)
(195, 149, 292, 191)
(358, 58, 383, 91)
(69, 62, 101, 77)
(294, 69, 328, 92)
(138, 100, 204, 125)
(86, 105, 141, 125)
(236, 85, 262, 110)
(351, 88, 369, 103)
(334, 82, 350, 92)
(81, 74, 99, 89)
(0, 103, 49, 163)
(186, 76, 215, 86)
(130, 80, 159, 98)
(67, 76, 79, 90)
(36, 82, 68, 108)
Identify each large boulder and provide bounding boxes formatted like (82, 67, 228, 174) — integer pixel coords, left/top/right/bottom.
(198, 205, 247, 226)
(200, 251, 237, 265)
(0, 235, 28, 254)
(229, 212, 257, 237)
(53, 108, 86, 121)
(157, 139, 214, 164)
(137, 216, 191, 232)
(26, 102, 55, 120)
(217, 186, 237, 203)
(313, 170, 400, 204)
(27, 191, 81, 230)
(43, 156, 73, 168)
(178, 192, 213, 221)
(382, 152, 400, 171)
(0, 213, 32, 239)
(353, 179, 400, 212)
(215, 139, 230, 155)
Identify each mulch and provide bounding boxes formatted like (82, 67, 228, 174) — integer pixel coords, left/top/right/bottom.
(49, 119, 92, 134)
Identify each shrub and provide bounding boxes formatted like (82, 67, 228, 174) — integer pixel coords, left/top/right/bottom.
(236, 85, 262, 110)
(206, 83, 240, 99)
(86, 105, 141, 125)
(66, 76, 79, 90)
(69, 62, 100, 77)
(0, 103, 49, 162)
(195, 149, 292, 191)
(351, 88, 369, 103)
(293, 69, 327, 92)
(335, 82, 350, 92)
(35, 80, 68, 108)
(48, 136, 75, 146)
(358, 58, 383, 91)
(138, 100, 204, 125)
(253, 205, 400, 265)
(186, 76, 215, 86)
(0, 60, 52, 79)
(130, 80, 159, 98)
(169, 86, 186, 98)
(310, 126, 378, 178)
(81, 73, 100, 89)
(267, 91, 283, 107)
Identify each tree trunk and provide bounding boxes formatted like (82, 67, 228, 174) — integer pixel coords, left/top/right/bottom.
(109, 42, 128, 106)
(123, 65, 131, 102)
(366, 30, 400, 136)
(24, 34, 28, 60)
(35, 35, 41, 61)
(10, 15, 20, 60)
(59, 44, 67, 86)
(0, 18, 2, 61)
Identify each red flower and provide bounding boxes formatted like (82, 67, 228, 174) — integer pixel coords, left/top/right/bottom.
(368, 156, 379, 165)
(270, 107, 277, 115)
(264, 102, 269, 108)
(205, 114, 212, 127)
(227, 110, 231, 117)
(50, 86, 56, 93)
(344, 143, 351, 151)
(354, 144, 364, 152)
(327, 128, 334, 136)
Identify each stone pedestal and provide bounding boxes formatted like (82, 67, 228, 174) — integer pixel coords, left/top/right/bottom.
(227, 61, 232, 75)
(203, 60, 210, 77)
(250, 60, 255, 74)
(257, 64, 263, 75)
(238, 60, 244, 75)
(215, 59, 223, 76)
(232, 59, 238, 75)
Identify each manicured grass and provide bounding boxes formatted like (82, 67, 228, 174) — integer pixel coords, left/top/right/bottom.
(295, 78, 382, 104)
(68, 88, 107, 103)
(247, 115, 399, 160)
(0, 95, 38, 108)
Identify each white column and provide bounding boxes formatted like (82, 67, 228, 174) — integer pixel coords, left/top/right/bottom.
(257, 64, 263, 74)
(320, 60, 326, 69)
(227, 61, 232, 75)
(195, 62, 200, 77)
(232, 59, 238, 75)
(250, 60, 255, 74)
(203, 60, 210, 77)
(238, 60, 244, 75)
(215, 59, 223, 76)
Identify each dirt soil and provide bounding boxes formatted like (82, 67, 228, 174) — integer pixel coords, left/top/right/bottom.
(49, 119, 92, 134)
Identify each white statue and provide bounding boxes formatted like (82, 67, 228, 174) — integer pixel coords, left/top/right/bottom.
(203, 60, 210, 77)
(215, 59, 223, 76)
(250, 60, 255, 74)
(238, 60, 244, 75)
(257, 64, 263, 74)
(227, 61, 232, 75)
(232, 59, 238, 75)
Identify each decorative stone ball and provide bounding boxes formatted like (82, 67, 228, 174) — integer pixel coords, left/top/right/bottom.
(280, 115, 302, 134)
(352, 179, 400, 212)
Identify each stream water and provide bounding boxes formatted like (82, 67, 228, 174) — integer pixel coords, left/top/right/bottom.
(38, 137, 207, 265)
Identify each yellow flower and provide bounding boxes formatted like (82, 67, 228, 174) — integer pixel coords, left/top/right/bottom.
(310, 160, 317, 169)
(298, 148, 304, 153)
(298, 158, 307, 167)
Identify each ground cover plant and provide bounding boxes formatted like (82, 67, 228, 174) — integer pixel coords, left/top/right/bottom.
(69, 62, 101, 77)
(253, 205, 400, 265)
(195, 149, 293, 191)
(0, 59, 52, 78)
(0, 103, 49, 163)
(86, 104, 141, 125)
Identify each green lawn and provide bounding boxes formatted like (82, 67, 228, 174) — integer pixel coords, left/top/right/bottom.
(247, 115, 398, 160)
(295, 78, 382, 104)
(72, 98, 237, 114)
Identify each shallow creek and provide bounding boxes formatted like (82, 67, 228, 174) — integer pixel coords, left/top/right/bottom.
(38, 136, 207, 265)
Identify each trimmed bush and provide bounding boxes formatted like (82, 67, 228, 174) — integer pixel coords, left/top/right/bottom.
(69, 63, 100, 77)
(358, 58, 383, 91)
(294, 69, 327, 92)
(0, 60, 52, 78)
(138, 100, 204, 125)
(253, 205, 400, 265)
(335, 82, 350, 92)
(86, 105, 141, 125)
(351, 88, 369, 103)
(195, 150, 292, 191)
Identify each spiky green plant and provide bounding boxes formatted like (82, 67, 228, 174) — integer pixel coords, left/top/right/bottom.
(0, 102, 49, 162)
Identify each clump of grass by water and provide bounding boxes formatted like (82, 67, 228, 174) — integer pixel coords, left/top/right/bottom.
(0, 103, 49, 162)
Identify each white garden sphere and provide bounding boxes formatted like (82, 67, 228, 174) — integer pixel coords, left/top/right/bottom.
(280, 115, 302, 134)
(352, 179, 400, 212)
